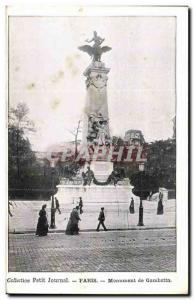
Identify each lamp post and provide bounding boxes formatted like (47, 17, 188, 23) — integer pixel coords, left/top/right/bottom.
(137, 162, 144, 226)
(50, 158, 56, 229)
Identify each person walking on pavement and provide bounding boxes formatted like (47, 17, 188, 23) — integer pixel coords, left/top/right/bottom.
(36, 204, 49, 236)
(96, 207, 107, 231)
(79, 197, 83, 214)
(66, 206, 81, 235)
(55, 197, 61, 214)
(157, 192, 164, 215)
(129, 197, 135, 214)
(8, 201, 13, 217)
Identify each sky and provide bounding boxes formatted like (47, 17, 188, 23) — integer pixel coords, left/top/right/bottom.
(9, 16, 176, 151)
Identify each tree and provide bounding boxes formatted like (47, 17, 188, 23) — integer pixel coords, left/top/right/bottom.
(8, 125, 36, 177)
(130, 139, 176, 199)
(8, 103, 37, 197)
(9, 103, 35, 178)
(65, 120, 82, 158)
(8, 103, 60, 199)
(130, 171, 160, 201)
(8, 124, 38, 198)
(145, 139, 176, 190)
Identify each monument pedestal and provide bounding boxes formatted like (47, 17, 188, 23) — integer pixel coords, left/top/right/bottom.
(89, 161, 113, 181)
(55, 178, 133, 229)
(56, 179, 133, 205)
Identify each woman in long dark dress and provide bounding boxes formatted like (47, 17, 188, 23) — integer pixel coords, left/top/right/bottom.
(157, 192, 164, 215)
(65, 206, 81, 235)
(36, 204, 49, 236)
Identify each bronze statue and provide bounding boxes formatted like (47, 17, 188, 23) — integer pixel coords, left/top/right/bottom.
(82, 166, 94, 186)
(87, 112, 110, 145)
(78, 31, 111, 62)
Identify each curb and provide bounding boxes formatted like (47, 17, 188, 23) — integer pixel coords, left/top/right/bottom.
(9, 226, 176, 235)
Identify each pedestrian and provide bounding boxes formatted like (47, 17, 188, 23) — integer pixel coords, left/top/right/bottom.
(8, 201, 13, 217)
(96, 207, 107, 231)
(79, 197, 83, 214)
(157, 192, 164, 215)
(129, 197, 135, 214)
(36, 204, 49, 236)
(55, 197, 61, 214)
(66, 206, 81, 235)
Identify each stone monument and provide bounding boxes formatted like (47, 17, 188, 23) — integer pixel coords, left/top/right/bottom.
(55, 32, 133, 230)
(79, 31, 113, 181)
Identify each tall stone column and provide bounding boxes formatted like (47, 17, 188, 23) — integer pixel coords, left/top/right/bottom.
(82, 61, 111, 147)
(78, 32, 113, 180)
(81, 61, 113, 180)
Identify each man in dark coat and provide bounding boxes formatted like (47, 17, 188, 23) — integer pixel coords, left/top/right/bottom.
(96, 207, 107, 231)
(55, 197, 61, 214)
(129, 197, 135, 214)
(157, 192, 164, 215)
(79, 197, 83, 214)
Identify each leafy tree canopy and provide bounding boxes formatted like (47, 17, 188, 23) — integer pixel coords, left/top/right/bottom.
(145, 139, 176, 189)
(130, 171, 160, 200)
(8, 103, 59, 199)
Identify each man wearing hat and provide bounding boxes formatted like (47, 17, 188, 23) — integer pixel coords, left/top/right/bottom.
(96, 207, 107, 231)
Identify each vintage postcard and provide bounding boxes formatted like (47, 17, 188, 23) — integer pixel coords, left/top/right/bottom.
(5, 5, 188, 295)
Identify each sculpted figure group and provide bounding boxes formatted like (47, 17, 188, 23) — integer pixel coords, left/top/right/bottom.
(78, 31, 111, 62)
(87, 112, 110, 146)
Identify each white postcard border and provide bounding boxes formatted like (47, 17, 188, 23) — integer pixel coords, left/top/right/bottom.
(4, 5, 188, 295)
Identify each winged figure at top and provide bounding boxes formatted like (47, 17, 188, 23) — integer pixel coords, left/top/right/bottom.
(78, 31, 111, 62)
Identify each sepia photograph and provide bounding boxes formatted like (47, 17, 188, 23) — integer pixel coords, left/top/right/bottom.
(6, 5, 188, 295)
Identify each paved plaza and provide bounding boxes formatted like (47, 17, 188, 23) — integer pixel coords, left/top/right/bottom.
(8, 228, 176, 272)
(9, 199, 175, 233)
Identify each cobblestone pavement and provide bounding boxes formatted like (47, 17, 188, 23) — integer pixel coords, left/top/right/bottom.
(8, 229, 176, 272)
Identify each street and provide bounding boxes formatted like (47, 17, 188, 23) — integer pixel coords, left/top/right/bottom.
(8, 228, 176, 272)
